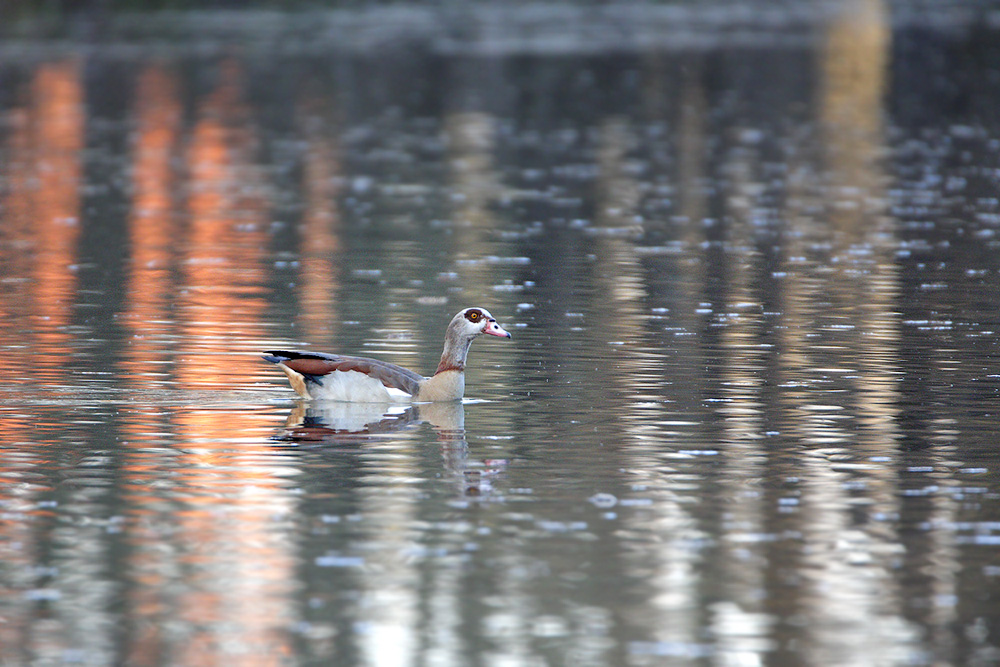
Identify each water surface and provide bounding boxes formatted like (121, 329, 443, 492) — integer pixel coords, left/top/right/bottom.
(1, 5, 999, 666)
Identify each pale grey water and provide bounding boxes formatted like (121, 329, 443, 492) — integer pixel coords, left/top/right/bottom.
(0, 4, 999, 666)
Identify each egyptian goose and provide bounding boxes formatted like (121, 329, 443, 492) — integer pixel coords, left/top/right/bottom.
(263, 307, 511, 402)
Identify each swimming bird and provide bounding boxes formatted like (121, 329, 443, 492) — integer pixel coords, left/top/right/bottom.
(263, 307, 511, 402)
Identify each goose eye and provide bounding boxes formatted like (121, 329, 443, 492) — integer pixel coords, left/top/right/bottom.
(467, 310, 480, 322)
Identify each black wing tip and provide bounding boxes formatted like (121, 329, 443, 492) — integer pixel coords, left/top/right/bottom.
(262, 350, 306, 363)
(262, 350, 337, 363)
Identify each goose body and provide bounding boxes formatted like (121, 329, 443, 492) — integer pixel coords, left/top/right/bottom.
(264, 307, 510, 402)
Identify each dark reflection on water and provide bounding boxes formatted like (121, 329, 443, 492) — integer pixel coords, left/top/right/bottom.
(1, 4, 1000, 666)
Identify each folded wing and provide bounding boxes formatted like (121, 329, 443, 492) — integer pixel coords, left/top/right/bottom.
(263, 350, 424, 397)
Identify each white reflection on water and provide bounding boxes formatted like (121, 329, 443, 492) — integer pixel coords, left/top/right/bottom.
(354, 434, 422, 667)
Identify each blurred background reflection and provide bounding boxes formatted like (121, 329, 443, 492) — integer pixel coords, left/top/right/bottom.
(0, 2, 999, 665)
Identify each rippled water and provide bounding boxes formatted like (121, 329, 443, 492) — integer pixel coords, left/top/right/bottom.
(1, 4, 999, 666)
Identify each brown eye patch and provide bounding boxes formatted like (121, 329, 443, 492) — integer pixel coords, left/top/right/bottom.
(465, 309, 482, 322)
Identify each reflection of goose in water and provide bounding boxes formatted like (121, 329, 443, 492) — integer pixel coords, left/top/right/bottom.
(275, 400, 464, 440)
(274, 400, 505, 496)
(263, 307, 510, 402)
(274, 401, 420, 441)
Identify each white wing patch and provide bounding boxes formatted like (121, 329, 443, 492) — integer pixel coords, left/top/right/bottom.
(311, 369, 414, 403)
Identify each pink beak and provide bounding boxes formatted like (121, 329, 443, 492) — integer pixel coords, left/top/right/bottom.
(484, 319, 512, 338)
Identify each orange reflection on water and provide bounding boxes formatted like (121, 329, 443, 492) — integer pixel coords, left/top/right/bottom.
(122, 64, 183, 386)
(119, 63, 183, 665)
(0, 60, 83, 381)
(27, 60, 84, 352)
(177, 58, 269, 388)
(171, 410, 297, 667)
(0, 59, 84, 663)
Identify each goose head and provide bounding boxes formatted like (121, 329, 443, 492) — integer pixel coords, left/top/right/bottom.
(451, 307, 511, 340)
